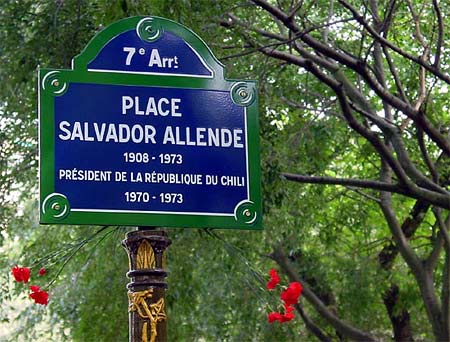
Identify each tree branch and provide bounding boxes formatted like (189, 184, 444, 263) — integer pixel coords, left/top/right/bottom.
(282, 173, 402, 192)
(378, 200, 430, 269)
(251, 0, 450, 155)
(432, 0, 443, 68)
(233, 7, 450, 209)
(271, 246, 376, 341)
(433, 209, 450, 258)
(337, 0, 450, 85)
(442, 252, 450, 338)
(379, 192, 423, 274)
(379, 193, 445, 339)
(295, 303, 333, 342)
(382, 45, 409, 104)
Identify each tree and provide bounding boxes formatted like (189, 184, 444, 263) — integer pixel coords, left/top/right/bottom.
(222, 0, 450, 340)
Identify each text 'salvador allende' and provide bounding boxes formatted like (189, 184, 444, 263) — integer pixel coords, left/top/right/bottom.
(58, 96, 244, 148)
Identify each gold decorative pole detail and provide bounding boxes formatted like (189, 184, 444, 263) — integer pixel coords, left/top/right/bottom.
(123, 228, 171, 342)
(137, 240, 156, 269)
(128, 289, 166, 342)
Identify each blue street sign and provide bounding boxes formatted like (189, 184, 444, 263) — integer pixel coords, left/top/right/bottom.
(39, 17, 262, 229)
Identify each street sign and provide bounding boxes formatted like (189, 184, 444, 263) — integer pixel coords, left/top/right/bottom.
(39, 17, 262, 229)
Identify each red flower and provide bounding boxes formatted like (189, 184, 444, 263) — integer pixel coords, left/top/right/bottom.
(11, 266, 31, 283)
(268, 312, 283, 323)
(284, 303, 294, 313)
(267, 308, 295, 323)
(29, 285, 49, 306)
(280, 282, 302, 306)
(281, 311, 295, 322)
(38, 268, 46, 276)
(30, 285, 41, 292)
(266, 269, 302, 324)
(266, 268, 280, 290)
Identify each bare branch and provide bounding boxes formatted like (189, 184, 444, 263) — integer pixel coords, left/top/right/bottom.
(432, 209, 450, 337)
(405, 0, 428, 49)
(432, 0, 443, 68)
(379, 199, 426, 340)
(388, 132, 446, 195)
(433, 209, 450, 254)
(425, 233, 444, 272)
(379, 0, 397, 35)
(337, 0, 450, 85)
(417, 128, 439, 184)
(322, 0, 334, 43)
(379, 192, 423, 274)
(380, 193, 445, 339)
(383, 284, 414, 341)
(251, 0, 450, 155)
(443, 252, 450, 337)
(295, 304, 333, 342)
(250, 40, 450, 208)
(282, 172, 450, 209)
(379, 200, 430, 269)
(287, 1, 303, 20)
(282, 173, 401, 192)
(403, 0, 431, 123)
(345, 187, 381, 203)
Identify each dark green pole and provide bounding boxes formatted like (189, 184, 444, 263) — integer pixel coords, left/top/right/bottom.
(122, 228, 171, 342)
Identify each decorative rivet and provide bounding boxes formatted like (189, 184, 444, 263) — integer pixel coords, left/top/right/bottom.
(42, 193, 70, 220)
(245, 210, 251, 217)
(54, 81, 59, 87)
(239, 90, 247, 98)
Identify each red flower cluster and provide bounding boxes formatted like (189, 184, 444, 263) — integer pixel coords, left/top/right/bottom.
(266, 269, 303, 324)
(11, 266, 49, 306)
(266, 268, 280, 290)
(268, 304, 295, 323)
(11, 266, 30, 283)
(29, 285, 49, 305)
(281, 282, 303, 306)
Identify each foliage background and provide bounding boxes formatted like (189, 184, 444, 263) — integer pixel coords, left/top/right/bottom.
(1, 0, 445, 341)
(0, 1, 295, 341)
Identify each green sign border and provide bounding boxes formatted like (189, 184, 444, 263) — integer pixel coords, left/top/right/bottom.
(39, 16, 262, 229)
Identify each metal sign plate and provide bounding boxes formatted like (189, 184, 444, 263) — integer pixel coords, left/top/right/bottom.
(39, 17, 261, 229)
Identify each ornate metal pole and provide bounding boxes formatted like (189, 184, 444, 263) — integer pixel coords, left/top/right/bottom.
(122, 228, 171, 342)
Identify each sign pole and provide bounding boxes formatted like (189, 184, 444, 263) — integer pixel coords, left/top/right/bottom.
(122, 227, 171, 342)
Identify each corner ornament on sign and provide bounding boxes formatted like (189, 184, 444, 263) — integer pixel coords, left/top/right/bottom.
(231, 82, 256, 107)
(136, 17, 163, 43)
(41, 71, 67, 96)
(41, 193, 70, 220)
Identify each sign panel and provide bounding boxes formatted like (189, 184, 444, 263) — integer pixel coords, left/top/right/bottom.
(39, 17, 261, 229)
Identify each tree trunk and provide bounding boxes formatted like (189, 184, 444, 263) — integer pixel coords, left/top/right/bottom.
(383, 284, 414, 342)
